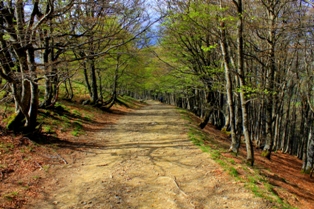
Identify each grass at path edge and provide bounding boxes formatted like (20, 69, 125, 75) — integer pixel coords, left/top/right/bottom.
(177, 108, 296, 209)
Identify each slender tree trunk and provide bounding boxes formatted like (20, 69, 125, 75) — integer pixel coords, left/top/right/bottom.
(199, 90, 213, 129)
(233, 0, 254, 165)
(219, 5, 239, 153)
(41, 19, 59, 108)
(83, 60, 92, 99)
(98, 69, 103, 103)
(262, 3, 277, 160)
(41, 35, 53, 107)
(90, 59, 98, 104)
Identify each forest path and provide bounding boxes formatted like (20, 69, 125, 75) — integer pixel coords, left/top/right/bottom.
(27, 101, 269, 209)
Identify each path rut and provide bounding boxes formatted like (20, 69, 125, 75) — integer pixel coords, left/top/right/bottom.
(28, 101, 270, 209)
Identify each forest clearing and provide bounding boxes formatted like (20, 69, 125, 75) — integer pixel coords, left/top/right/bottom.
(0, 99, 313, 209)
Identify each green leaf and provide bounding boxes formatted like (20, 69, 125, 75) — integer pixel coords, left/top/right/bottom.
(3, 34, 11, 41)
(201, 44, 218, 52)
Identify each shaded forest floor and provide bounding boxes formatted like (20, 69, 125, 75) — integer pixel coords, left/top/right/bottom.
(0, 99, 313, 209)
(0, 98, 136, 209)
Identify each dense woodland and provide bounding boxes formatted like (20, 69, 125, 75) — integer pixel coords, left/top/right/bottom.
(0, 0, 313, 173)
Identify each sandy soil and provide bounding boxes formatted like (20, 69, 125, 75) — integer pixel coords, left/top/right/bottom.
(24, 101, 271, 209)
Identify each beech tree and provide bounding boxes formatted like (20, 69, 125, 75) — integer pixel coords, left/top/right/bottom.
(154, 0, 313, 171)
(0, 0, 157, 133)
(0, 0, 74, 132)
(160, 0, 226, 129)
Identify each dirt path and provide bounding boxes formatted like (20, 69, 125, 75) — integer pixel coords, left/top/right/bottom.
(27, 101, 270, 209)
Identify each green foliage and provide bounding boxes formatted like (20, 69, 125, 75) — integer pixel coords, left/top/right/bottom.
(2, 33, 11, 41)
(201, 44, 218, 52)
(236, 85, 260, 98)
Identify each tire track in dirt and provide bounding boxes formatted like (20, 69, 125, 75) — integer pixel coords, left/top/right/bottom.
(27, 101, 270, 209)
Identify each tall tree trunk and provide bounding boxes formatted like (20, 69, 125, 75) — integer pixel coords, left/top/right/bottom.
(9, 46, 38, 132)
(41, 33, 53, 107)
(219, 5, 239, 153)
(103, 54, 122, 109)
(233, 0, 254, 165)
(262, 1, 277, 160)
(40, 19, 59, 108)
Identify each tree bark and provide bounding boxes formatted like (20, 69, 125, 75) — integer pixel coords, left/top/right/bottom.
(219, 6, 239, 154)
(89, 59, 98, 104)
(262, 0, 277, 160)
(233, 0, 254, 165)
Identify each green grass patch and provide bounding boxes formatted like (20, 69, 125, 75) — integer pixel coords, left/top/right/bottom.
(42, 125, 54, 134)
(71, 130, 79, 137)
(229, 167, 239, 177)
(54, 102, 70, 112)
(178, 109, 193, 122)
(71, 121, 83, 137)
(211, 150, 221, 160)
(229, 159, 236, 164)
(72, 109, 81, 117)
(179, 108, 295, 209)
(84, 114, 93, 121)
